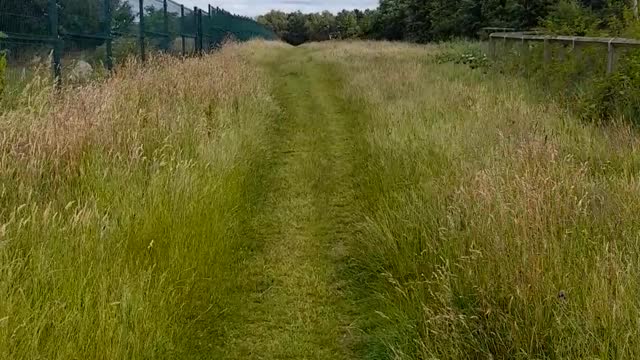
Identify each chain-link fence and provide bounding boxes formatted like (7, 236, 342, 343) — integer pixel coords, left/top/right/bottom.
(0, 0, 277, 87)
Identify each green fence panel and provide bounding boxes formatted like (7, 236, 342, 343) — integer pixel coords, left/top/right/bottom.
(0, 0, 277, 87)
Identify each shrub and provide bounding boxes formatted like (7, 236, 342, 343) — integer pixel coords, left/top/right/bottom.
(541, 0, 601, 36)
(434, 43, 489, 70)
(581, 50, 640, 123)
(91, 37, 141, 65)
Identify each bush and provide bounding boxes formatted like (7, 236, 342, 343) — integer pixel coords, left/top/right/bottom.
(499, 45, 640, 123)
(542, 0, 601, 36)
(434, 43, 489, 70)
(581, 50, 640, 123)
(91, 37, 141, 65)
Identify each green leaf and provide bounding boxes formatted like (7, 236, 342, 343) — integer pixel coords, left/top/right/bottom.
(0, 32, 6, 39)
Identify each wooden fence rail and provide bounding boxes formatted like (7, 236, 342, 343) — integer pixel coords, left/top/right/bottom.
(489, 31, 640, 74)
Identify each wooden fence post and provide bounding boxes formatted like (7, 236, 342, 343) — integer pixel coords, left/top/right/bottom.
(543, 37, 551, 66)
(489, 36, 496, 60)
(520, 35, 528, 73)
(571, 37, 581, 62)
(607, 39, 615, 74)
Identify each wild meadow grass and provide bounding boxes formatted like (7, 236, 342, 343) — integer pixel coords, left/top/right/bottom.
(0, 42, 278, 359)
(307, 41, 640, 359)
(3, 39, 640, 359)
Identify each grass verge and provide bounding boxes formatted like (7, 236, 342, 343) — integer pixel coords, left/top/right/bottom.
(0, 42, 278, 359)
(310, 41, 640, 359)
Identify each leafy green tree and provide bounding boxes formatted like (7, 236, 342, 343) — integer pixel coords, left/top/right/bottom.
(0, 0, 48, 35)
(143, 6, 179, 34)
(542, 0, 601, 35)
(306, 11, 335, 41)
(374, 0, 409, 40)
(335, 10, 360, 38)
(285, 11, 309, 45)
(112, 2, 135, 35)
(357, 9, 378, 38)
(257, 10, 289, 37)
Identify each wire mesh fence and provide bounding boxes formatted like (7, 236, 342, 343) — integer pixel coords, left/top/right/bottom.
(0, 0, 277, 88)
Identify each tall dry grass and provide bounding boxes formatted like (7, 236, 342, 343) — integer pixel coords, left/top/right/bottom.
(309, 41, 640, 359)
(0, 41, 278, 359)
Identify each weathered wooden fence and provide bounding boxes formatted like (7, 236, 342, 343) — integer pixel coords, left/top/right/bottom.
(489, 31, 640, 74)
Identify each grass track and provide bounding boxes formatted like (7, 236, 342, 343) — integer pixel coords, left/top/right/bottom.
(216, 46, 362, 359)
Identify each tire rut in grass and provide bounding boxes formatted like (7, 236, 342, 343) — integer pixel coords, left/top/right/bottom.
(217, 48, 360, 359)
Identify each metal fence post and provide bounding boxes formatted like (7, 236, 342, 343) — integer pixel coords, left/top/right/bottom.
(180, 5, 186, 56)
(198, 9, 204, 55)
(48, 0, 62, 86)
(139, 0, 146, 62)
(197, 9, 204, 54)
(208, 5, 213, 51)
(163, 0, 169, 51)
(103, 0, 113, 71)
(194, 7, 200, 54)
(488, 36, 496, 60)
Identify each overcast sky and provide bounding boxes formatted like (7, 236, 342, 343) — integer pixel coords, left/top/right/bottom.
(177, 0, 379, 17)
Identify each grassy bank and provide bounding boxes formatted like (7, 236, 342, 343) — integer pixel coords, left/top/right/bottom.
(0, 42, 279, 359)
(304, 41, 640, 359)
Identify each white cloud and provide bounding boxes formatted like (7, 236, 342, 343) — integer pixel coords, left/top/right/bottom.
(175, 0, 378, 17)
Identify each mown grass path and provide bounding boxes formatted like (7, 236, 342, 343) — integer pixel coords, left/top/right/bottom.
(216, 47, 361, 359)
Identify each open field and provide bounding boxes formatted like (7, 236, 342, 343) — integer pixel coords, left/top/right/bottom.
(2, 40, 640, 359)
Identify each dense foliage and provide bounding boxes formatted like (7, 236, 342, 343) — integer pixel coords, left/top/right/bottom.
(506, 1, 640, 123)
(260, 0, 637, 44)
(258, 10, 377, 45)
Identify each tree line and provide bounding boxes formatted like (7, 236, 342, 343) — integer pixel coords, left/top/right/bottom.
(258, 0, 639, 45)
(257, 10, 376, 45)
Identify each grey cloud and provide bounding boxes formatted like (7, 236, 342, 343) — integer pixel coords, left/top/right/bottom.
(279, 0, 316, 5)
